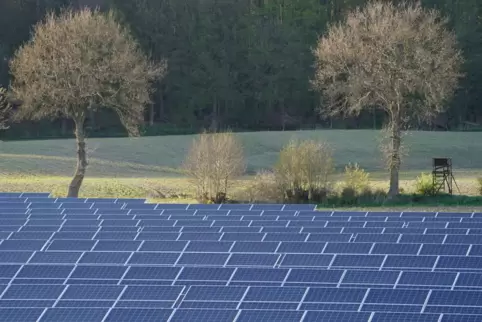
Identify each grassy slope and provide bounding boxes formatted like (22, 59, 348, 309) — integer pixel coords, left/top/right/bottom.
(0, 129, 480, 199)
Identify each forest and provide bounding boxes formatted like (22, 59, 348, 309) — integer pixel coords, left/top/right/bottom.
(0, 0, 481, 139)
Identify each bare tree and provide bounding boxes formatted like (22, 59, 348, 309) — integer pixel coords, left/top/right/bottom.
(183, 131, 245, 203)
(312, 0, 464, 197)
(9, 8, 166, 197)
(0, 87, 12, 130)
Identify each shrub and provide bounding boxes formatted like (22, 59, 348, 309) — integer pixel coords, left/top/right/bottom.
(244, 170, 284, 203)
(342, 163, 370, 194)
(477, 178, 482, 195)
(182, 130, 245, 203)
(415, 172, 436, 196)
(274, 139, 334, 203)
(340, 186, 357, 205)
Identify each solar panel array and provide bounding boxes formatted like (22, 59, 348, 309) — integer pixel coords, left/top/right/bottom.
(0, 192, 480, 321)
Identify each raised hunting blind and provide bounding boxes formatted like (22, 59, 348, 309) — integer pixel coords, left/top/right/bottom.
(432, 158, 459, 195)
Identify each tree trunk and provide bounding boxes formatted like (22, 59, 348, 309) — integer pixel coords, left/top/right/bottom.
(67, 118, 88, 198)
(148, 103, 154, 126)
(387, 114, 401, 198)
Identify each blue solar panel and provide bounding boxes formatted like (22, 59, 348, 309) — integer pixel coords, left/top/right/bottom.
(436, 256, 482, 270)
(47, 240, 95, 251)
(429, 289, 482, 306)
(120, 285, 183, 301)
(398, 271, 456, 287)
(332, 255, 385, 268)
(372, 243, 420, 255)
(232, 267, 288, 283)
(304, 311, 372, 322)
(0, 308, 44, 322)
(420, 244, 469, 255)
(324, 242, 372, 254)
(79, 252, 130, 264)
(237, 310, 304, 321)
(281, 254, 333, 267)
(124, 266, 180, 280)
(231, 241, 278, 253)
(3, 284, 66, 299)
(40, 308, 108, 322)
(286, 268, 342, 284)
(104, 308, 173, 322)
(29, 251, 82, 264)
(366, 288, 429, 305)
(179, 267, 234, 281)
(170, 308, 237, 322)
(383, 255, 437, 269)
(16, 265, 74, 279)
(1, 197, 482, 319)
(277, 242, 325, 253)
(184, 285, 246, 301)
(371, 312, 441, 322)
(0, 240, 45, 251)
(69, 266, 127, 279)
(178, 252, 229, 266)
(227, 253, 280, 266)
(305, 287, 366, 303)
(61, 285, 123, 300)
(128, 252, 180, 265)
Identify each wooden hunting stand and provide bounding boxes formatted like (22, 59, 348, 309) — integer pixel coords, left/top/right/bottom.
(432, 158, 459, 195)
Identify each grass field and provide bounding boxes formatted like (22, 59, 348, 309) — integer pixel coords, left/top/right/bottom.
(0, 129, 481, 204)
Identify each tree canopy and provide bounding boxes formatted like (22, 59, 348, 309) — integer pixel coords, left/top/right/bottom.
(312, 0, 463, 196)
(9, 8, 165, 196)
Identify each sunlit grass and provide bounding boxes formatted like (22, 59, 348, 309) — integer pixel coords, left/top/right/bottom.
(0, 130, 481, 205)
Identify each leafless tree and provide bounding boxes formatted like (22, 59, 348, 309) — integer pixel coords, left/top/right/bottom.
(9, 8, 166, 197)
(312, 0, 464, 197)
(183, 131, 245, 203)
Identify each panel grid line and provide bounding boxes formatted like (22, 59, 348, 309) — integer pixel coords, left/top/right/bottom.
(52, 285, 69, 307)
(101, 285, 128, 322)
(296, 287, 310, 310)
(357, 288, 371, 312)
(431, 256, 440, 272)
(393, 271, 403, 289)
(451, 272, 460, 291)
(420, 289, 432, 313)
(236, 286, 250, 310)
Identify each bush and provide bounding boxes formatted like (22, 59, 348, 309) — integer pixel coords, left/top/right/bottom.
(274, 139, 334, 203)
(340, 186, 357, 205)
(477, 178, 482, 195)
(415, 172, 436, 196)
(244, 170, 284, 203)
(342, 163, 370, 194)
(182, 130, 245, 203)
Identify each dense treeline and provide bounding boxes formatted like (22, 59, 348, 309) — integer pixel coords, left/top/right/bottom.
(0, 0, 481, 139)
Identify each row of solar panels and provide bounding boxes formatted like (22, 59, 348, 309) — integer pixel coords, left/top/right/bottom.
(3, 265, 482, 288)
(0, 221, 480, 230)
(0, 284, 481, 311)
(8, 226, 482, 236)
(0, 251, 481, 271)
(1, 211, 482, 222)
(3, 231, 482, 243)
(0, 307, 474, 322)
(1, 239, 480, 255)
(2, 208, 479, 221)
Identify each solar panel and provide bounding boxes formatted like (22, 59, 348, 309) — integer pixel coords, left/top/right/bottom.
(40, 308, 108, 322)
(169, 308, 238, 322)
(0, 196, 481, 320)
(104, 308, 173, 322)
(0, 308, 44, 322)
